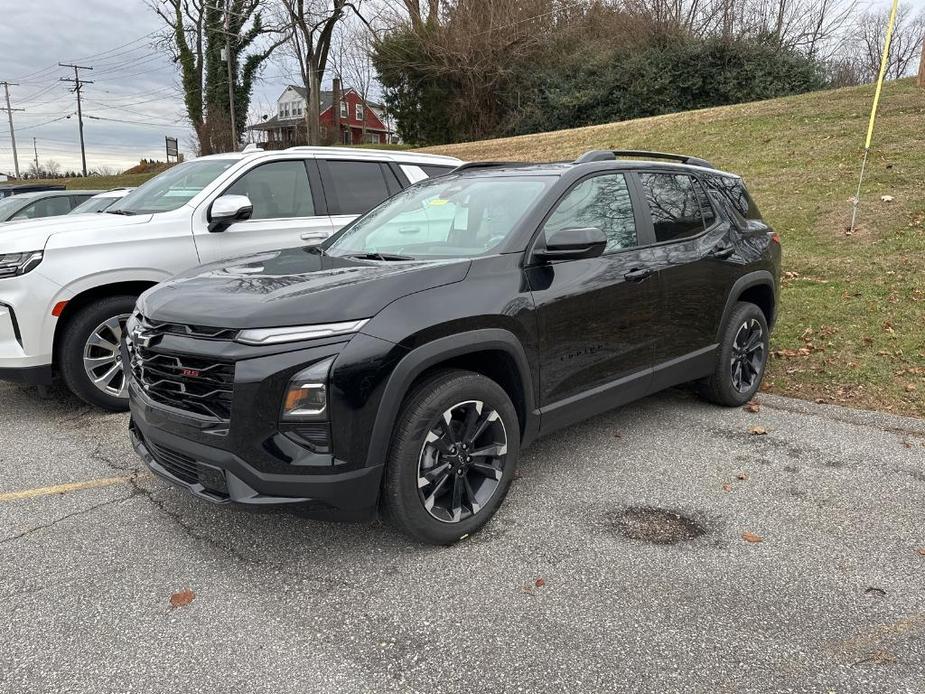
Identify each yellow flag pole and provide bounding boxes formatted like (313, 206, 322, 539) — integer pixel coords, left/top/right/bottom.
(849, 0, 901, 234)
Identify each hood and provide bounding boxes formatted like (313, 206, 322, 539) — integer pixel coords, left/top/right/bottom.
(0, 212, 151, 254)
(138, 246, 471, 329)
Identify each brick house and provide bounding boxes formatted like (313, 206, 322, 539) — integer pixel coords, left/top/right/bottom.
(248, 79, 395, 148)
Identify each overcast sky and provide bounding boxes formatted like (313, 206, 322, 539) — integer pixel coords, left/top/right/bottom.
(1, 0, 922, 175)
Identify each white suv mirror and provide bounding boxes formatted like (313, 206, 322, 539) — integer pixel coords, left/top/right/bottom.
(209, 194, 253, 232)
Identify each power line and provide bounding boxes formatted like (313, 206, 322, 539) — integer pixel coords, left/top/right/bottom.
(59, 63, 93, 176)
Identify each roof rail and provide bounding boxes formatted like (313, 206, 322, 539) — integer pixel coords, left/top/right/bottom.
(575, 149, 713, 169)
(450, 161, 528, 173)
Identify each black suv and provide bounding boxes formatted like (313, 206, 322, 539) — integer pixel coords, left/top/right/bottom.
(127, 150, 780, 544)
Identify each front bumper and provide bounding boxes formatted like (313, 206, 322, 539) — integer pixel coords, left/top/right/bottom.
(129, 382, 384, 521)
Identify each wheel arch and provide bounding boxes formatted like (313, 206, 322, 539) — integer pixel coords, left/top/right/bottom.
(717, 271, 777, 340)
(364, 329, 539, 470)
(52, 281, 156, 368)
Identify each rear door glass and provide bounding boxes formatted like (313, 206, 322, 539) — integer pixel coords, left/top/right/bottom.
(638, 173, 706, 242)
(324, 160, 391, 215)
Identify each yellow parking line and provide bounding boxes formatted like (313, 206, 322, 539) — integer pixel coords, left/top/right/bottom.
(0, 476, 133, 502)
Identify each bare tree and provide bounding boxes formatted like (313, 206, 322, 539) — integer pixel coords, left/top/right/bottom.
(330, 16, 378, 141)
(276, 0, 370, 145)
(855, 5, 925, 81)
(42, 160, 62, 178)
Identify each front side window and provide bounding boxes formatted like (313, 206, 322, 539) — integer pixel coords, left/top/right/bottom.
(226, 160, 315, 220)
(110, 159, 237, 215)
(12, 196, 72, 220)
(638, 173, 706, 242)
(325, 161, 390, 215)
(325, 175, 552, 260)
(543, 173, 637, 253)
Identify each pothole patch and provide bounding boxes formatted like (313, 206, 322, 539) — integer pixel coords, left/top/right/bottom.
(613, 506, 706, 545)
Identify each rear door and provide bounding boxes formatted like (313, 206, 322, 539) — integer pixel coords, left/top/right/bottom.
(526, 171, 660, 425)
(318, 159, 399, 233)
(194, 158, 333, 263)
(632, 171, 737, 369)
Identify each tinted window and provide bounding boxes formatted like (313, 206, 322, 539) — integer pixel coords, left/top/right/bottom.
(227, 160, 314, 220)
(419, 165, 455, 178)
(706, 174, 762, 220)
(639, 173, 705, 242)
(326, 161, 391, 215)
(692, 179, 716, 228)
(543, 173, 637, 253)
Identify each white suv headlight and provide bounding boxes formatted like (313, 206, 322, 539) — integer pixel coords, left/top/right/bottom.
(0, 251, 43, 278)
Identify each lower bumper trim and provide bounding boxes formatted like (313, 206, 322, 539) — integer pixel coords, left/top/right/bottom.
(0, 364, 55, 386)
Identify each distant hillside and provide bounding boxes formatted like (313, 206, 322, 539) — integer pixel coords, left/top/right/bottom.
(422, 79, 925, 416)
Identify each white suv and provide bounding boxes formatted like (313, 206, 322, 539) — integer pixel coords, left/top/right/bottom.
(0, 146, 461, 410)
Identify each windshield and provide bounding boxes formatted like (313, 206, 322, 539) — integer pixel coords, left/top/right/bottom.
(70, 196, 119, 214)
(109, 159, 236, 215)
(325, 175, 552, 260)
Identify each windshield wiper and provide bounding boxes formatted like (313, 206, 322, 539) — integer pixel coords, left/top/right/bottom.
(342, 252, 415, 261)
(105, 209, 136, 216)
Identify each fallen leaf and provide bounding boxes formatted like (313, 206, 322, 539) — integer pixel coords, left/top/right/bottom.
(743, 401, 761, 413)
(736, 472, 748, 481)
(905, 384, 916, 393)
(722, 483, 733, 492)
(520, 583, 534, 595)
(169, 589, 195, 609)
(880, 195, 894, 203)
(864, 586, 886, 597)
(534, 577, 546, 588)
(917, 548, 925, 557)
(742, 531, 763, 543)
(749, 426, 768, 436)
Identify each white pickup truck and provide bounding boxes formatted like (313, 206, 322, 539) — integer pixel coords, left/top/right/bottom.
(0, 146, 461, 410)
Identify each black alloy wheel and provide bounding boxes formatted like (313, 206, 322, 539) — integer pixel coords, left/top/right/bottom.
(416, 400, 509, 524)
(383, 369, 519, 545)
(730, 318, 765, 393)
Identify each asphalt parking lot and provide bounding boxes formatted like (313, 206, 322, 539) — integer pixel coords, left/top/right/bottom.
(1, 381, 923, 694)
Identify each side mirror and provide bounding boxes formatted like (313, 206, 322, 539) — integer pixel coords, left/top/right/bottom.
(208, 194, 253, 232)
(536, 227, 607, 262)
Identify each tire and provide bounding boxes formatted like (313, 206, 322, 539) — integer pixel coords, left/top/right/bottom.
(59, 295, 137, 412)
(699, 301, 770, 407)
(382, 369, 520, 545)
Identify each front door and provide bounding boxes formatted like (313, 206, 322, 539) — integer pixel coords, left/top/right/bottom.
(194, 158, 333, 264)
(526, 172, 661, 429)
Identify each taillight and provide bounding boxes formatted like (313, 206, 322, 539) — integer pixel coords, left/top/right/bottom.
(770, 232, 780, 245)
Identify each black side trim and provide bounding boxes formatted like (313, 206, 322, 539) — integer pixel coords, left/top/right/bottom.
(365, 329, 539, 469)
(650, 344, 717, 392)
(717, 270, 776, 338)
(0, 364, 55, 386)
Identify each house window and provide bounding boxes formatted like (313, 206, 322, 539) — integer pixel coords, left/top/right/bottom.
(339, 101, 348, 119)
(355, 103, 364, 121)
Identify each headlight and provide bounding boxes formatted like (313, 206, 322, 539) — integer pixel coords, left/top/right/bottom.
(281, 357, 336, 421)
(0, 251, 43, 278)
(237, 319, 368, 346)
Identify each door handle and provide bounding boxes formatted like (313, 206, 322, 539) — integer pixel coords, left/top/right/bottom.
(624, 267, 655, 282)
(709, 243, 735, 259)
(301, 231, 328, 242)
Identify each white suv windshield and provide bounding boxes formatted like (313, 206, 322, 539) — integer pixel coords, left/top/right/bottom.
(325, 175, 553, 260)
(108, 159, 236, 215)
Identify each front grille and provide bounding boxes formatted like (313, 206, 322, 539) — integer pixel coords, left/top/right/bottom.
(128, 315, 236, 421)
(135, 315, 239, 341)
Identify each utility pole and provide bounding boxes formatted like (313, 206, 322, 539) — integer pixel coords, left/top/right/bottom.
(59, 63, 93, 176)
(33, 137, 38, 173)
(224, 0, 238, 149)
(918, 39, 925, 88)
(0, 81, 23, 179)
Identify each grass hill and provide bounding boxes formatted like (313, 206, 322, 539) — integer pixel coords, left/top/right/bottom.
(422, 79, 925, 417)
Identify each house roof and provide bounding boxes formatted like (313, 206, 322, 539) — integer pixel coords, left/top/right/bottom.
(283, 85, 384, 112)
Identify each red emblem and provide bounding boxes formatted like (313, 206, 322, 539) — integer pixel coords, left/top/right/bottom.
(181, 368, 200, 378)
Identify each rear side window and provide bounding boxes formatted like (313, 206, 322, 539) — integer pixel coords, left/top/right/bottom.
(325, 160, 391, 215)
(706, 174, 762, 220)
(638, 173, 706, 242)
(419, 165, 455, 178)
(543, 173, 637, 253)
(227, 160, 315, 220)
